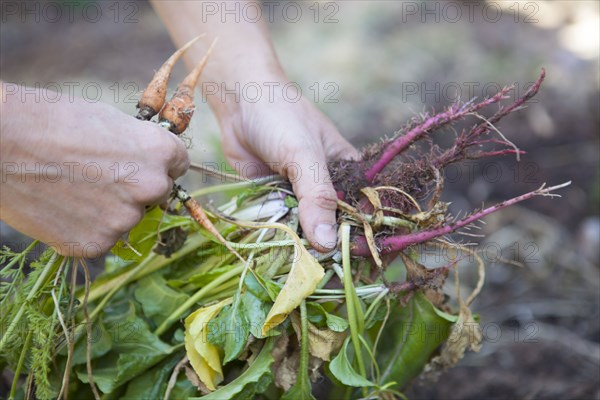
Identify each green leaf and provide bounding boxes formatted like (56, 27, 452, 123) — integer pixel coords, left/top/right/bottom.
(134, 274, 190, 326)
(325, 313, 349, 333)
(244, 271, 272, 302)
(167, 373, 199, 399)
(111, 207, 191, 261)
(241, 288, 273, 340)
(183, 264, 238, 288)
(364, 297, 389, 329)
(162, 246, 222, 288)
(219, 287, 272, 364)
(76, 300, 174, 394)
(244, 269, 283, 303)
(307, 303, 349, 332)
(122, 352, 182, 399)
(211, 271, 276, 365)
(378, 292, 454, 389)
(284, 196, 299, 208)
(329, 337, 376, 388)
(194, 338, 275, 400)
(111, 207, 163, 261)
(222, 293, 248, 364)
(306, 302, 326, 326)
(207, 304, 231, 349)
(69, 319, 112, 366)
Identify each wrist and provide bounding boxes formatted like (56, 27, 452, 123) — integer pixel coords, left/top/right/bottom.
(206, 68, 289, 125)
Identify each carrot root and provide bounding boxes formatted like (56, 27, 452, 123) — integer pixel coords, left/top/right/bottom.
(158, 38, 218, 134)
(173, 185, 245, 263)
(136, 34, 205, 121)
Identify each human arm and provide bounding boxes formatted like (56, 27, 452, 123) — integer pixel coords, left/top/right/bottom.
(151, 0, 360, 251)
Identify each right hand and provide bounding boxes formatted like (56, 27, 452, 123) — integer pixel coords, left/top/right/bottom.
(217, 82, 360, 252)
(0, 83, 190, 258)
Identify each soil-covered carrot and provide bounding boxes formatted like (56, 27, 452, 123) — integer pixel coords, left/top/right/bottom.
(158, 38, 218, 134)
(135, 35, 204, 121)
(173, 185, 245, 263)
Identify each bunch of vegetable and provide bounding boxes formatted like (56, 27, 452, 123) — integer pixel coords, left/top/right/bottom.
(0, 38, 569, 400)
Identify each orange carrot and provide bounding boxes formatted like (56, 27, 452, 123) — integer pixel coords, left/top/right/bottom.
(173, 186, 245, 263)
(135, 35, 204, 121)
(158, 38, 218, 134)
(135, 38, 241, 263)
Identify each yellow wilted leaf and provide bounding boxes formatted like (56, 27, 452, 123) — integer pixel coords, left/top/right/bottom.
(360, 187, 384, 229)
(262, 241, 324, 335)
(211, 212, 325, 337)
(290, 312, 346, 362)
(184, 298, 232, 391)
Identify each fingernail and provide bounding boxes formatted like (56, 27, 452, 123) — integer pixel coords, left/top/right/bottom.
(314, 224, 337, 250)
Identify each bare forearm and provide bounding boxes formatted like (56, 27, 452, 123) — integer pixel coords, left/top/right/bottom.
(150, 1, 285, 116)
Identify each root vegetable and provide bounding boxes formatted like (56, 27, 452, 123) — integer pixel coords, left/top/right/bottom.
(158, 38, 217, 134)
(135, 35, 204, 121)
(172, 185, 245, 264)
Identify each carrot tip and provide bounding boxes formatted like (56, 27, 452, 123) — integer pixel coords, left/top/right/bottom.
(136, 34, 206, 123)
(135, 106, 156, 121)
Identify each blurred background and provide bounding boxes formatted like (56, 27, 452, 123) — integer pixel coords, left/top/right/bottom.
(1, 1, 598, 399)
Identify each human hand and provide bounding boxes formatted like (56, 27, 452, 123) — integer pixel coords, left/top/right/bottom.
(0, 83, 190, 257)
(216, 81, 360, 252)
(150, 0, 359, 251)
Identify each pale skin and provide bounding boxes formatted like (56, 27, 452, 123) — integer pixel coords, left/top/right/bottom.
(0, 1, 359, 257)
(0, 83, 190, 258)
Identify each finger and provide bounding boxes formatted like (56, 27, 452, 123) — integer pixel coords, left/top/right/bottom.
(284, 149, 339, 252)
(323, 128, 361, 161)
(150, 176, 175, 205)
(166, 134, 191, 179)
(131, 175, 174, 205)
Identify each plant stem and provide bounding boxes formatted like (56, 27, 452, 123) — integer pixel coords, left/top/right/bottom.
(363, 214, 415, 229)
(85, 232, 208, 303)
(299, 300, 309, 384)
(364, 87, 513, 183)
(352, 182, 571, 256)
(0, 252, 61, 353)
(364, 288, 390, 325)
(225, 239, 304, 250)
(189, 175, 281, 198)
(341, 224, 368, 396)
(9, 331, 32, 399)
(155, 264, 244, 336)
(316, 269, 335, 290)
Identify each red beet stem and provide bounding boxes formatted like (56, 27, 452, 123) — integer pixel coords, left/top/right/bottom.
(364, 69, 546, 183)
(364, 88, 513, 183)
(351, 181, 570, 256)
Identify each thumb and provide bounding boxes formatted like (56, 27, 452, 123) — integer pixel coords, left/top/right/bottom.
(283, 150, 338, 252)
